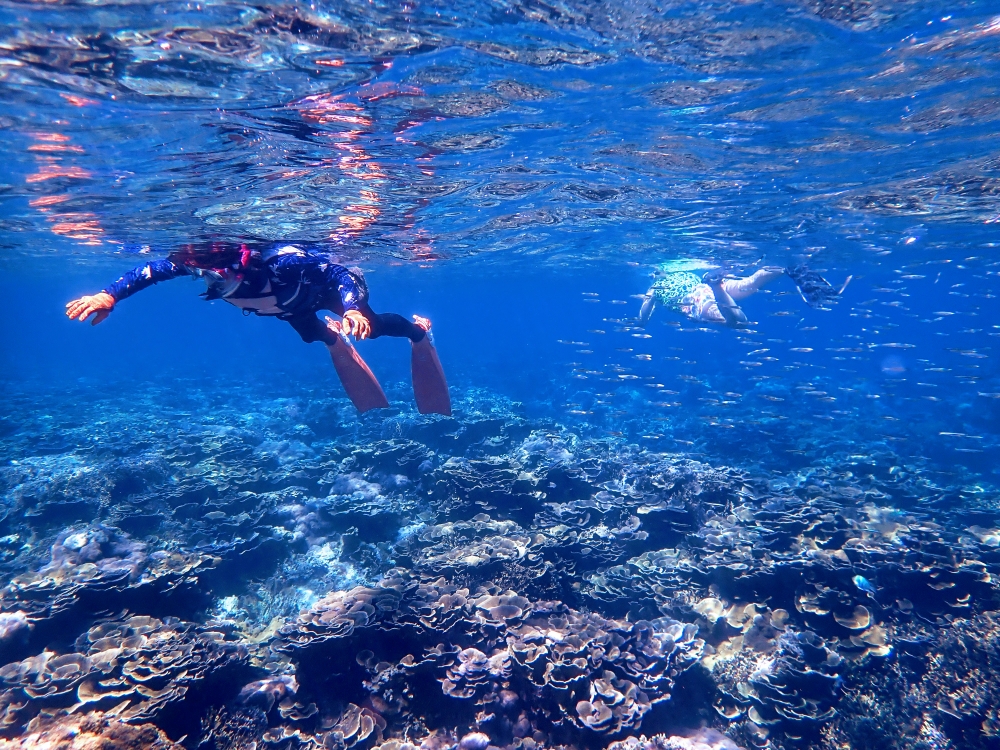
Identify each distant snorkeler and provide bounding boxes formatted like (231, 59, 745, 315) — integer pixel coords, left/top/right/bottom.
(638, 260, 852, 328)
(65, 243, 451, 416)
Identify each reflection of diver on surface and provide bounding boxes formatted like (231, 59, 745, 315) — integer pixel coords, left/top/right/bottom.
(65, 244, 451, 416)
(638, 261, 851, 328)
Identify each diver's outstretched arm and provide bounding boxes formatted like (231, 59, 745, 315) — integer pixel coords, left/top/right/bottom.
(66, 259, 190, 325)
(66, 292, 116, 326)
(638, 287, 658, 325)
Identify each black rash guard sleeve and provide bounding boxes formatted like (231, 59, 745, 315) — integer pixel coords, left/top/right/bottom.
(330, 265, 364, 313)
(102, 259, 192, 302)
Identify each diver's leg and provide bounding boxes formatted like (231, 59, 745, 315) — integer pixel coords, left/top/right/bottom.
(705, 282, 749, 327)
(639, 286, 658, 325)
(365, 310, 426, 342)
(286, 315, 388, 412)
(786, 265, 853, 309)
(408, 316, 451, 416)
(355, 303, 450, 415)
(721, 268, 785, 301)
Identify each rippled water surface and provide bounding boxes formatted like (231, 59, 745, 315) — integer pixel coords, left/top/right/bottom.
(2, 0, 998, 260)
(4, 2, 1000, 749)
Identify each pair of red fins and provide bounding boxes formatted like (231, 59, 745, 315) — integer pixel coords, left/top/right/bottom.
(328, 319, 452, 416)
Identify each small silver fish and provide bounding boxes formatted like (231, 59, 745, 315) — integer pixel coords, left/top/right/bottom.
(853, 575, 877, 597)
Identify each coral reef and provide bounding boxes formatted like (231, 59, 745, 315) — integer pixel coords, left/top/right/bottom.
(0, 526, 215, 664)
(0, 615, 251, 735)
(1, 383, 999, 749)
(0, 712, 180, 750)
(609, 730, 745, 750)
(272, 575, 703, 741)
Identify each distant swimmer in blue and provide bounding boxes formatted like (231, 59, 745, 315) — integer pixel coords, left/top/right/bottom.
(638, 260, 852, 328)
(65, 243, 451, 416)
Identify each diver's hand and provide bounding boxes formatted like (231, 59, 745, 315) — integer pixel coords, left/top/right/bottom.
(324, 316, 344, 337)
(342, 310, 372, 340)
(412, 315, 432, 333)
(66, 292, 115, 326)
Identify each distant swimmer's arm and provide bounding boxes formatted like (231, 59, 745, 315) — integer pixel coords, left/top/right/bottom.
(638, 286, 658, 325)
(65, 259, 190, 325)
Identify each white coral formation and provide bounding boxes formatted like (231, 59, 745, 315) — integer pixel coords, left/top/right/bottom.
(0, 713, 179, 750)
(275, 575, 705, 736)
(0, 616, 248, 731)
(608, 729, 745, 750)
(0, 615, 30, 647)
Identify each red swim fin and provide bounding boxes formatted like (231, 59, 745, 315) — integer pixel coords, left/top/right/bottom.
(328, 338, 389, 413)
(411, 335, 451, 416)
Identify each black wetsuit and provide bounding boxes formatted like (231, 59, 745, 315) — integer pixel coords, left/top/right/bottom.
(102, 245, 425, 346)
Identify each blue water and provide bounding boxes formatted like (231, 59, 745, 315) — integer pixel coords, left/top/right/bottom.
(3, 1, 1000, 749)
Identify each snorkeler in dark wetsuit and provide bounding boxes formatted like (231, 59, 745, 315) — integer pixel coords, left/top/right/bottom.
(65, 244, 451, 416)
(638, 261, 851, 328)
